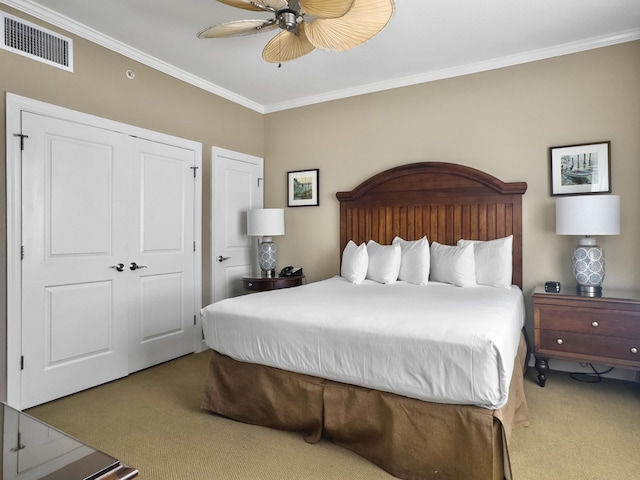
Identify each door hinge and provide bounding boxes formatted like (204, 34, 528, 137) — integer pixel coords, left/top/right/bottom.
(193, 241, 196, 252)
(190, 166, 199, 178)
(258, 178, 263, 187)
(20, 356, 24, 370)
(14, 134, 29, 151)
(10, 432, 25, 452)
(21, 246, 24, 260)
(193, 315, 197, 326)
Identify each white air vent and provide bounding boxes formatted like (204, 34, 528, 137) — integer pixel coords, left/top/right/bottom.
(1, 12, 73, 72)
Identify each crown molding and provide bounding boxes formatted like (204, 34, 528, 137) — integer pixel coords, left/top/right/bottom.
(264, 28, 640, 113)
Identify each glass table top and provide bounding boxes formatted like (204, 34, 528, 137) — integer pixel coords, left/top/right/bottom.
(2, 402, 137, 480)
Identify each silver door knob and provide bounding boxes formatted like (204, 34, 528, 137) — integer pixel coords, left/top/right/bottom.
(129, 262, 147, 271)
(217, 256, 230, 262)
(109, 263, 125, 272)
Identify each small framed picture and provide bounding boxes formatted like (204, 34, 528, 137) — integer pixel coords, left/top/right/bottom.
(549, 141, 611, 196)
(287, 169, 319, 207)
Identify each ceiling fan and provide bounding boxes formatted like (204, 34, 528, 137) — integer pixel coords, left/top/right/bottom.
(197, 0, 395, 64)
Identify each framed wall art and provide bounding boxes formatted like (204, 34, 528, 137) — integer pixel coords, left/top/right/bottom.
(288, 169, 319, 207)
(549, 141, 611, 196)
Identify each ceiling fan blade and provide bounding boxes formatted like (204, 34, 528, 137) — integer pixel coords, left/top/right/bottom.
(198, 19, 278, 38)
(305, 0, 394, 51)
(217, 0, 288, 12)
(262, 25, 315, 63)
(298, 0, 354, 19)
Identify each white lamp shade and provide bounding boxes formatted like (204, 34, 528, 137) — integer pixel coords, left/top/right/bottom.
(555, 195, 620, 236)
(247, 208, 285, 237)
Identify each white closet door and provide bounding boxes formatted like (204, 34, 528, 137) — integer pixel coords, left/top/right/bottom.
(127, 138, 196, 372)
(19, 112, 198, 408)
(20, 112, 129, 409)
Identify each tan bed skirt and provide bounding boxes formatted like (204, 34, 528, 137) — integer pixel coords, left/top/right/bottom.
(201, 333, 530, 480)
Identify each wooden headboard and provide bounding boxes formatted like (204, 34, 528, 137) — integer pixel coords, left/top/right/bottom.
(336, 162, 528, 289)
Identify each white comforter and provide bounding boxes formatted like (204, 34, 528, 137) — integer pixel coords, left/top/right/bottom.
(201, 276, 525, 409)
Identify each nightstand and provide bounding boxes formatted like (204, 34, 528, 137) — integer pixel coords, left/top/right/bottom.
(532, 286, 640, 387)
(242, 275, 305, 292)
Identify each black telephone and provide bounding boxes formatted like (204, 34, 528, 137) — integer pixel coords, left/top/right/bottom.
(279, 266, 303, 277)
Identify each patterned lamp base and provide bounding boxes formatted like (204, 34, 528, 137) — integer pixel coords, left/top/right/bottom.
(573, 237, 604, 296)
(258, 237, 277, 277)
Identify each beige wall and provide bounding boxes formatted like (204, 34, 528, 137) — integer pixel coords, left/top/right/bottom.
(0, 6, 264, 398)
(265, 41, 640, 306)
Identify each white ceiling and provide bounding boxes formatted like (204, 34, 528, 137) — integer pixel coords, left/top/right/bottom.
(4, 0, 640, 113)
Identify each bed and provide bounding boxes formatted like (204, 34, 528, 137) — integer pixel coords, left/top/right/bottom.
(201, 162, 530, 480)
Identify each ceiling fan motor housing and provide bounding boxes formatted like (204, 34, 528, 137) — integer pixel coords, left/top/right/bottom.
(278, 10, 299, 32)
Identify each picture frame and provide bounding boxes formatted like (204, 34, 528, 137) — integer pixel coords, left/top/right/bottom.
(549, 141, 611, 196)
(287, 169, 319, 207)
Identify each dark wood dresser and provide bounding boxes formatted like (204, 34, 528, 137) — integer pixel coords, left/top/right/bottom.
(532, 286, 640, 387)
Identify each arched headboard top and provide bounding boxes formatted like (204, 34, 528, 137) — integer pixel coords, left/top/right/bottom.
(336, 162, 528, 202)
(336, 162, 528, 288)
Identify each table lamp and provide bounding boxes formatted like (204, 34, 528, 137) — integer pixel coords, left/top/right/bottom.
(555, 194, 620, 295)
(247, 208, 285, 277)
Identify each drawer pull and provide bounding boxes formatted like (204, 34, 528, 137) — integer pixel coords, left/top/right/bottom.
(247, 282, 253, 287)
(556, 338, 564, 345)
(591, 321, 599, 328)
(632, 347, 638, 354)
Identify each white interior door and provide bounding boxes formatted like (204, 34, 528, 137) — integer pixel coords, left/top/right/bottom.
(20, 112, 129, 409)
(127, 138, 197, 372)
(212, 147, 263, 302)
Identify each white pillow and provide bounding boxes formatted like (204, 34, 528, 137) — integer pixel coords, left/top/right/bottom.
(457, 235, 513, 288)
(366, 240, 401, 284)
(429, 242, 477, 287)
(341, 241, 368, 284)
(392, 236, 430, 285)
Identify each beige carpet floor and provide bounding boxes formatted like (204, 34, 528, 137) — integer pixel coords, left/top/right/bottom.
(27, 351, 640, 480)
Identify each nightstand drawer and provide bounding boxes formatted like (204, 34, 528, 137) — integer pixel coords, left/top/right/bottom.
(536, 306, 640, 338)
(242, 275, 304, 292)
(538, 329, 640, 363)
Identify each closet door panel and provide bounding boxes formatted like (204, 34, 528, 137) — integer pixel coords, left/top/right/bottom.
(141, 154, 184, 251)
(20, 112, 129, 409)
(49, 141, 113, 255)
(139, 273, 184, 340)
(127, 138, 196, 372)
